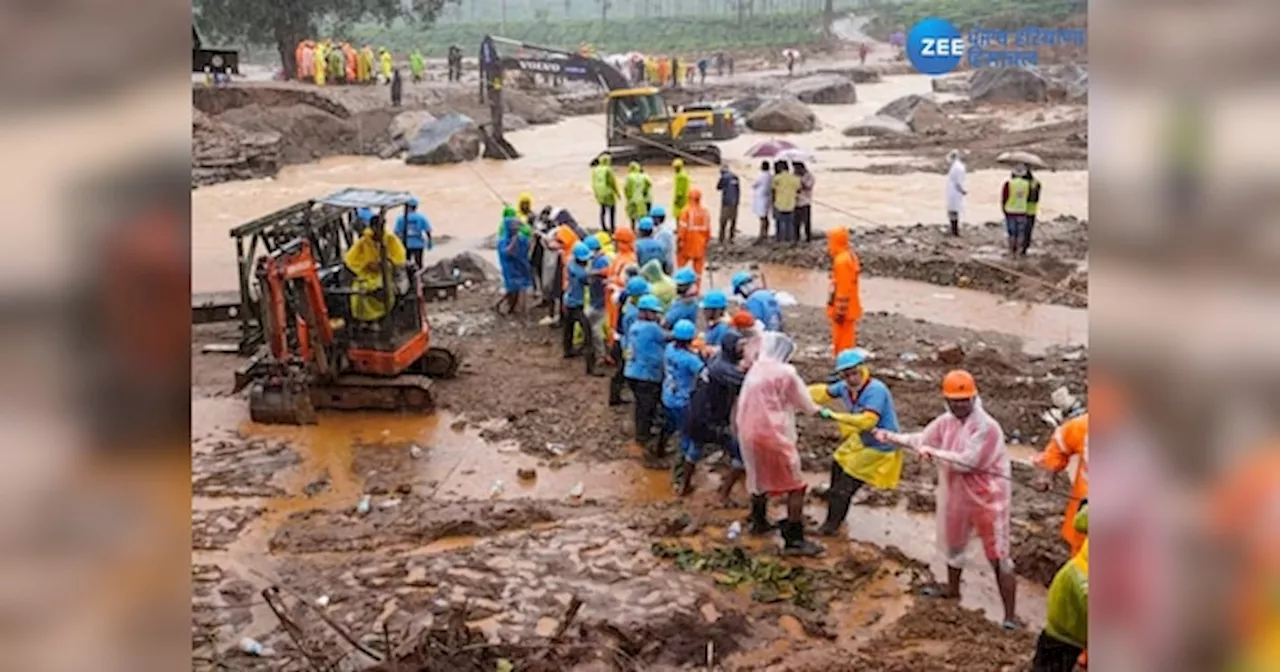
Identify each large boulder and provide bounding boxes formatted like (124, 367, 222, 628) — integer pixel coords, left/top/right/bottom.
(503, 89, 563, 125)
(1040, 64, 1089, 102)
(816, 67, 882, 84)
(841, 116, 911, 138)
(728, 94, 768, 119)
(746, 97, 817, 133)
(970, 68, 1048, 103)
(783, 74, 857, 105)
(876, 94, 950, 133)
(389, 110, 437, 142)
(405, 113, 482, 165)
(931, 72, 971, 94)
(423, 251, 497, 284)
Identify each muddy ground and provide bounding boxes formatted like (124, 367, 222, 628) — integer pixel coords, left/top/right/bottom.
(192, 254, 1084, 669)
(710, 215, 1088, 308)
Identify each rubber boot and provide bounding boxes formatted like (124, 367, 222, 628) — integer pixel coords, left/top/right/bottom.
(780, 520, 825, 557)
(816, 489, 853, 537)
(746, 494, 776, 535)
(675, 459, 696, 496)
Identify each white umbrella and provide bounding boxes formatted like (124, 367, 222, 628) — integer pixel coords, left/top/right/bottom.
(996, 150, 1048, 169)
(776, 148, 815, 164)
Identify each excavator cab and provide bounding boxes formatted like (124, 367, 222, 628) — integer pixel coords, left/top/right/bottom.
(605, 87, 724, 165)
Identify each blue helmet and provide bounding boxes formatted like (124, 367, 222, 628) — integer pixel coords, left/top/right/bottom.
(585, 236, 602, 251)
(701, 290, 728, 310)
(649, 204, 666, 218)
(625, 277, 650, 297)
(637, 216, 655, 234)
(357, 208, 374, 222)
(674, 267, 698, 287)
(836, 348, 870, 372)
(672, 319, 697, 341)
(637, 294, 662, 312)
(572, 242, 591, 262)
(731, 271, 754, 294)
(407, 198, 419, 208)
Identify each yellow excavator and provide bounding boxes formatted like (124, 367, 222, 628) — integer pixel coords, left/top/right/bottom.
(478, 35, 736, 165)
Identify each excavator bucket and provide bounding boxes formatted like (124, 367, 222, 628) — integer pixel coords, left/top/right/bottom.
(249, 371, 318, 425)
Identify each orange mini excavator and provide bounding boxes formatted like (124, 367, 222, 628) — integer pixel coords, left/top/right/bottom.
(232, 193, 459, 425)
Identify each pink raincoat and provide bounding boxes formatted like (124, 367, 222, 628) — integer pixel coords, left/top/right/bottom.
(898, 397, 1013, 569)
(735, 333, 820, 495)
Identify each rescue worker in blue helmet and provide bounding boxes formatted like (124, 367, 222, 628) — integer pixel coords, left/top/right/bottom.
(563, 242, 600, 375)
(584, 235, 612, 373)
(610, 276, 650, 406)
(701, 290, 732, 350)
(732, 271, 784, 333)
(659, 319, 705, 475)
(624, 294, 669, 466)
(662, 267, 701, 330)
(635, 216, 668, 273)
(395, 197, 433, 268)
(809, 347, 902, 536)
(650, 204, 677, 274)
(356, 207, 374, 229)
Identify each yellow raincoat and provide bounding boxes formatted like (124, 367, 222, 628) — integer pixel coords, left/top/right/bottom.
(379, 49, 393, 82)
(810, 384, 905, 490)
(343, 228, 407, 321)
(314, 42, 328, 85)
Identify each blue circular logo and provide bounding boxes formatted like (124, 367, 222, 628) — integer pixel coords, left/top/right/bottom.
(907, 17, 964, 76)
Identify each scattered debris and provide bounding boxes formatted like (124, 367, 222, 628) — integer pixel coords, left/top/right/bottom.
(517, 467, 538, 481)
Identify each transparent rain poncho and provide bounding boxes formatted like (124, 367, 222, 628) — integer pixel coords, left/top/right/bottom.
(896, 396, 1013, 569)
(734, 332, 820, 495)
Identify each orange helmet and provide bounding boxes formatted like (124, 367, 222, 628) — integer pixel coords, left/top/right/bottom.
(731, 310, 756, 330)
(689, 187, 702, 203)
(941, 369, 977, 399)
(613, 226, 636, 244)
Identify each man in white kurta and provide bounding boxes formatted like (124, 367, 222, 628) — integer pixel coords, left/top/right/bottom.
(945, 150, 967, 236)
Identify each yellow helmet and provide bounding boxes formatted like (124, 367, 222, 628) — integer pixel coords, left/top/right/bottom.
(672, 158, 684, 169)
(518, 192, 533, 208)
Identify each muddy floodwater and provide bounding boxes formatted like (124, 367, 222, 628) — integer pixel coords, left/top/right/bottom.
(191, 72, 1088, 295)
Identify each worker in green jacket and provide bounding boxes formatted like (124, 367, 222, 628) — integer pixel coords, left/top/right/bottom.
(623, 161, 652, 227)
(1033, 505, 1088, 672)
(592, 153, 621, 233)
(671, 157, 690, 218)
(409, 49, 426, 82)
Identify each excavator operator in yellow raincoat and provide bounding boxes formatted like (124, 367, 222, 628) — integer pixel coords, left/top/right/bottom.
(809, 347, 902, 537)
(343, 210, 407, 321)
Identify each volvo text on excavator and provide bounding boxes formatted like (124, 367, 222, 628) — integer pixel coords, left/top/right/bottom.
(231, 189, 460, 425)
(477, 35, 736, 165)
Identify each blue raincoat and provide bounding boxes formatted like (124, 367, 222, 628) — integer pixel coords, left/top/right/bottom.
(498, 217, 532, 293)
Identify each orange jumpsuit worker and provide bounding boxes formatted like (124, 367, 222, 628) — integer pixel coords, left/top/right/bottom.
(676, 188, 712, 290)
(825, 227, 862, 356)
(342, 43, 358, 83)
(606, 226, 638, 346)
(553, 220, 580, 294)
(1034, 412, 1089, 555)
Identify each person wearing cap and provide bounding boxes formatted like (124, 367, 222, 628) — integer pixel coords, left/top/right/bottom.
(875, 369, 1018, 629)
(809, 348, 901, 536)
(671, 158, 690, 216)
(700, 290, 732, 351)
(662, 267, 701, 330)
(634, 216, 667, 273)
(563, 242, 599, 375)
(731, 271, 783, 333)
(516, 192, 536, 225)
(592, 153, 622, 233)
(1001, 164, 1032, 255)
(659, 319, 705, 469)
(343, 212, 407, 321)
(825, 227, 862, 356)
(610, 277, 649, 406)
(624, 294, 669, 463)
(395, 198, 433, 268)
(650, 204, 677, 274)
(1023, 165, 1042, 255)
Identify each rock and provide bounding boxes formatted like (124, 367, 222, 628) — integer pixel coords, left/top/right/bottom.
(937, 343, 965, 365)
(876, 94, 950, 134)
(503, 114, 530, 131)
(970, 67, 1048, 103)
(466, 598, 504, 620)
(191, 110, 281, 187)
(1040, 64, 1089, 102)
(389, 110, 437, 142)
(816, 67, 882, 83)
(405, 113, 482, 165)
(783, 74, 857, 105)
(517, 468, 537, 481)
(503, 89, 562, 124)
(841, 116, 911, 137)
(931, 72, 972, 94)
(746, 97, 816, 133)
(423, 250, 498, 284)
(727, 94, 768, 119)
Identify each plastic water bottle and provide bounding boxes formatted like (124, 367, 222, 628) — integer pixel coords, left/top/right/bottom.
(489, 480, 505, 498)
(727, 521, 742, 541)
(239, 637, 266, 656)
(356, 495, 372, 515)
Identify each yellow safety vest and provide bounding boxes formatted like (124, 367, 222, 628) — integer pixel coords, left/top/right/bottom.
(1005, 177, 1030, 215)
(1027, 178, 1041, 216)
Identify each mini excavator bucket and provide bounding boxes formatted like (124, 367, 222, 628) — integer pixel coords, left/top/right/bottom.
(247, 366, 318, 425)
